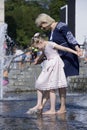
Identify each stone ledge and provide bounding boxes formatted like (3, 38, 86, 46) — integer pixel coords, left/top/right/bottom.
(68, 75, 87, 92)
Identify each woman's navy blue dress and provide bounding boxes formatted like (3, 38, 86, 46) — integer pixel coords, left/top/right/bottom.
(49, 22, 79, 77)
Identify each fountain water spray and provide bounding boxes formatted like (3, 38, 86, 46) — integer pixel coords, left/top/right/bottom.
(0, 23, 7, 99)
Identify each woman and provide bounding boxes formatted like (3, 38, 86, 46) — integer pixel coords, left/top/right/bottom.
(35, 13, 82, 114)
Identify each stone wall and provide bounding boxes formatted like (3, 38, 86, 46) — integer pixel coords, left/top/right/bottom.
(7, 63, 41, 92)
(6, 58, 87, 92)
(68, 58, 87, 92)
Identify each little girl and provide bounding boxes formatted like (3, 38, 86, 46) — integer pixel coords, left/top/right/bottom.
(3, 56, 14, 86)
(26, 33, 80, 115)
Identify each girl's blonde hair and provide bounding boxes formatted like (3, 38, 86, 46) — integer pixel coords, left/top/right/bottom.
(31, 33, 42, 46)
(35, 13, 55, 27)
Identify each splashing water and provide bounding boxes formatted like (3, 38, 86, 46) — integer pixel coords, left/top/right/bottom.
(0, 23, 7, 99)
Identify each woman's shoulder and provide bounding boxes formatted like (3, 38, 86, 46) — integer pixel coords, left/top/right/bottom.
(56, 22, 67, 30)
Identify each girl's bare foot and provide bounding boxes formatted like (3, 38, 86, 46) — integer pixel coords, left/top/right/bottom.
(56, 109, 66, 114)
(26, 105, 42, 114)
(43, 110, 56, 115)
(26, 109, 37, 114)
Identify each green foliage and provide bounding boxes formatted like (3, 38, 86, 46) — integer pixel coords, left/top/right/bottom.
(49, 0, 67, 21)
(5, 0, 67, 47)
(5, 0, 46, 46)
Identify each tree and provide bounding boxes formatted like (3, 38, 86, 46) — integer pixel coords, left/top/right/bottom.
(5, 0, 47, 46)
(49, 0, 67, 21)
(5, 0, 67, 47)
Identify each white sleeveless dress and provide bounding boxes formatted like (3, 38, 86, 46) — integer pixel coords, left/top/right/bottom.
(35, 42, 67, 90)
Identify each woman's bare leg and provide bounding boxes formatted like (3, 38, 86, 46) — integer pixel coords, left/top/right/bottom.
(57, 87, 66, 114)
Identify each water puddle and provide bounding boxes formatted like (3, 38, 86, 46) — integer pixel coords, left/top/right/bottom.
(0, 92, 87, 130)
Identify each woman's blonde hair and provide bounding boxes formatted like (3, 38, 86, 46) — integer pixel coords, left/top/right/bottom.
(35, 13, 55, 27)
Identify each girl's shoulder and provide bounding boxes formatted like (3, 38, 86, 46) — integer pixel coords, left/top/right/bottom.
(48, 41, 57, 48)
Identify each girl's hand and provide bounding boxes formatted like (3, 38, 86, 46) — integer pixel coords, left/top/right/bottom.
(75, 45, 83, 56)
(33, 59, 38, 65)
(77, 50, 83, 56)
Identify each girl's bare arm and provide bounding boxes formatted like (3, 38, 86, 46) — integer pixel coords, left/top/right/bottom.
(54, 44, 78, 55)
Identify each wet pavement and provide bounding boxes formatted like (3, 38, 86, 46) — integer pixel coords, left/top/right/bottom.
(0, 92, 87, 130)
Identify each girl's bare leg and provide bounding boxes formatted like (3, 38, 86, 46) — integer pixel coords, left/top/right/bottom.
(26, 89, 43, 113)
(43, 90, 56, 115)
(42, 91, 49, 107)
(3, 70, 9, 86)
(57, 87, 66, 114)
(3, 70, 8, 77)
